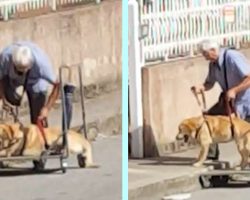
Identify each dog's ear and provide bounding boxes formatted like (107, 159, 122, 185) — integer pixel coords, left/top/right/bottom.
(178, 124, 182, 133)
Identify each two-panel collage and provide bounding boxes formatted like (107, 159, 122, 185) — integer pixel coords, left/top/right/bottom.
(0, 0, 250, 200)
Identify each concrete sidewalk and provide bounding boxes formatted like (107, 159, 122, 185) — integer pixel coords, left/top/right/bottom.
(129, 142, 242, 200)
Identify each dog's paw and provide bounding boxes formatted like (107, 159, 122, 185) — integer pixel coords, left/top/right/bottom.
(234, 165, 242, 171)
(240, 164, 248, 170)
(193, 162, 203, 167)
(86, 164, 100, 168)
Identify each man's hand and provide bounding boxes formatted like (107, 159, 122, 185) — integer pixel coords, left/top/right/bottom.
(191, 85, 205, 94)
(38, 106, 49, 120)
(226, 88, 237, 101)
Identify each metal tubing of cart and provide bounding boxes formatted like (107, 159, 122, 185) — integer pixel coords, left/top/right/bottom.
(59, 67, 69, 158)
(60, 65, 75, 130)
(63, 84, 75, 129)
(78, 64, 87, 138)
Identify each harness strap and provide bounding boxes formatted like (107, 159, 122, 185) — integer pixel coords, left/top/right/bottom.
(204, 117, 213, 137)
(195, 120, 204, 139)
(193, 90, 207, 112)
(225, 99, 237, 138)
(192, 86, 237, 139)
(192, 91, 213, 138)
(194, 118, 213, 139)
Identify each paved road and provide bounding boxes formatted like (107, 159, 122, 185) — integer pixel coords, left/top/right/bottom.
(0, 135, 122, 200)
(191, 186, 250, 200)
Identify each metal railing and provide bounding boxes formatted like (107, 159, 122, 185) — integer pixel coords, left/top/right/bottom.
(139, 0, 250, 63)
(0, 0, 100, 20)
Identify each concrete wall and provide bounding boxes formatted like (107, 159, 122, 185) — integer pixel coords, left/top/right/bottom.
(0, 0, 122, 91)
(0, 0, 122, 136)
(142, 49, 250, 157)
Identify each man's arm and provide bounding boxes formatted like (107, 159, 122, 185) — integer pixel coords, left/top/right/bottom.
(33, 46, 60, 118)
(44, 82, 60, 111)
(231, 75, 250, 94)
(227, 51, 250, 99)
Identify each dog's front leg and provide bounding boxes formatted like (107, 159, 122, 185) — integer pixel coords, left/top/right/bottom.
(193, 144, 209, 167)
(235, 139, 249, 170)
(239, 149, 249, 169)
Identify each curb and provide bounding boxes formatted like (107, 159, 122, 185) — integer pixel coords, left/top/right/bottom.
(128, 159, 241, 200)
(129, 171, 205, 200)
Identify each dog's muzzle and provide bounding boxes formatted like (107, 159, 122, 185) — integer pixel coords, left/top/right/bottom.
(176, 133, 184, 140)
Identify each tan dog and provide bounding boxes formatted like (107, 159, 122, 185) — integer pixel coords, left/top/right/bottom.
(0, 123, 96, 168)
(177, 115, 250, 168)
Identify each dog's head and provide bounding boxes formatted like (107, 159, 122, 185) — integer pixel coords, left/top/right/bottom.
(176, 117, 203, 143)
(0, 123, 23, 148)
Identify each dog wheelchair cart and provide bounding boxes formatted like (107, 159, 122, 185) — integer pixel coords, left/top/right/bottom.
(0, 64, 87, 174)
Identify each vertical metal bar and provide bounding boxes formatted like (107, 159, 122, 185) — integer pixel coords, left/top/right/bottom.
(3, 5, 8, 20)
(59, 67, 69, 157)
(51, 0, 57, 11)
(14, 107, 19, 123)
(78, 64, 87, 138)
(61, 66, 75, 130)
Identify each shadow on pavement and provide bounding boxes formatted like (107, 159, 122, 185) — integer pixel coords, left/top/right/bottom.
(212, 182, 250, 188)
(0, 168, 62, 176)
(137, 156, 196, 166)
(137, 156, 232, 168)
(0, 166, 89, 177)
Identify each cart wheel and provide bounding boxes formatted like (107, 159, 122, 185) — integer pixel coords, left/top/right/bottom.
(33, 159, 46, 171)
(33, 152, 47, 171)
(220, 175, 229, 185)
(0, 161, 7, 168)
(199, 175, 212, 188)
(77, 154, 86, 168)
(60, 158, 67, 173)
(211, 175, 229, 187)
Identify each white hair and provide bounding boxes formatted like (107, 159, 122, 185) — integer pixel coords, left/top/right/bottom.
(12, 45, 33, 70)
(199, 39, 220, 53)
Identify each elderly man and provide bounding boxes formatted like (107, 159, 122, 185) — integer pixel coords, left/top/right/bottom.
(191, 39, 250, 160)
(0, 41, 60, 124)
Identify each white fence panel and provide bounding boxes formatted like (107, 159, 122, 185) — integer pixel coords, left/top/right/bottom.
(139, 0, 250, 63)
(0, 0, 99, 20)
